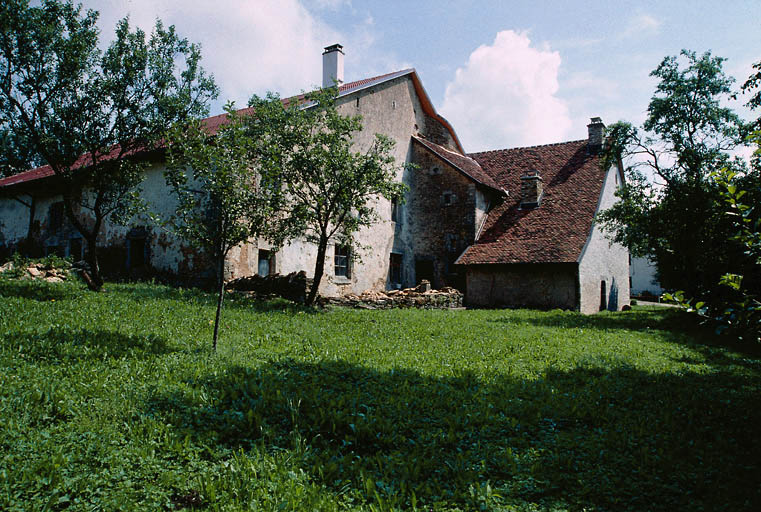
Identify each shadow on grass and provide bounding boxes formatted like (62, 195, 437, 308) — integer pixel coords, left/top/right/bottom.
(2, 328, 174, 362)
(148, 358, 761, 511)
(0, 277, 84, 302)
(107, 283, 319, 314)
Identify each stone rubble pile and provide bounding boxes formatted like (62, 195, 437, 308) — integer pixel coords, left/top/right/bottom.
(226, 271, 313, 304)
(0, 261, 71, 283)
(320, 280, 463, 309)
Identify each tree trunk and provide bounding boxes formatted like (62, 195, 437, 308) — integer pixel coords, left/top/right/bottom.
(306, 236, 328, 306)
(212, 255, 226, 351)
(85, 236, 104, 291)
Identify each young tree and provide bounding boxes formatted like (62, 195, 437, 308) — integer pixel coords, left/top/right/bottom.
(165, 106, 285, 350)
(0, 0, 217, 289)
(597, 50, 750, 299)
(247, 88, 407, 306)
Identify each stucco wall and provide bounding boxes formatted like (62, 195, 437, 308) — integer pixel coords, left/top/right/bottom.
(465, 263, 578, 309)
(578, 165, 630, 313)
(630, 255, 663, 297)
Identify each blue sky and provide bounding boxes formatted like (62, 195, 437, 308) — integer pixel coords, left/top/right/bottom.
(88, 0, 759, 153)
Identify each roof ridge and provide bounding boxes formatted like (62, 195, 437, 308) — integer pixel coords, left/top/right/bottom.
(468, 138, 588, 157)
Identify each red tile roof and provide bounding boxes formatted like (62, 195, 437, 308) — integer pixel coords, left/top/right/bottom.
(412, 136, 503, 192)
(0, 70, 419, 189)
(456, 139, 605, 265)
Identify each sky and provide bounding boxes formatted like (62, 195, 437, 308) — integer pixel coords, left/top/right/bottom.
(85, 0, 760, 154)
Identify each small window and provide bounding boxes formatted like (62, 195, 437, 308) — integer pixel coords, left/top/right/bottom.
(389, 253, 403, 285)
(442, 191, 455, 206)
(355, 97, 360, 108)
(429, 166, 441, 176)
(334, 245, 351, 278)
(392, 100, 397, 110)
(600, 280, 607, 311)
(258, 249, 271, 276)
(49, 201, 64, 231)
(391, 198, 399, 223)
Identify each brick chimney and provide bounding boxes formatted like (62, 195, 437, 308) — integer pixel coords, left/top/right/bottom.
(322, 44, 344, 88)
(587, 116, 605, 154)
(520, 170, 543, 208)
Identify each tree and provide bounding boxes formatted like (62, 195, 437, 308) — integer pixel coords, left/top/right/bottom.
(597, 50, 752, 300)
(0, 0, 217, 290)
(165, 106, 285, 350)
(247, 88, 407, 306)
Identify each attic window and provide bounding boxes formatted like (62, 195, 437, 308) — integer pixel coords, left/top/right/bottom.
(429, 166, 441, 176)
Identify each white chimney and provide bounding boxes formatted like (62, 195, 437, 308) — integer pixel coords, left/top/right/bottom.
(322, 44, 344, 88)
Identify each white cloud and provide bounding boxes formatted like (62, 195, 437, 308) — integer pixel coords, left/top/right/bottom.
(82, 1, 406, 115)
(84, 0, 351, 111)
(621, 14, 662, 39)
(440, 30, 572, 152)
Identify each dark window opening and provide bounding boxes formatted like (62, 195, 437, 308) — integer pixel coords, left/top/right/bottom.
(128, 237, 146, 269)
(442, 191, 455, 206)
(389, 253, 402, 285)
(334, 245, 351, 278)
(355, 97, 360, 108)
(391, 198, 399, 223)
(258, 249, 271, 276)
(69, 238, 83, 261)
(49, 202, 64, 231)
(600, 280, 607, 311)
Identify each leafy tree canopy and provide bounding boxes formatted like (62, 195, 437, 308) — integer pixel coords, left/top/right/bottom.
(598, 50, 757, 300)
(0, 0, 217, 288)
(247, 87, 408, 305)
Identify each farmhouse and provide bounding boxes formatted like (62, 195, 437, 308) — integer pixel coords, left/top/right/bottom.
(0, 44, 629, 312)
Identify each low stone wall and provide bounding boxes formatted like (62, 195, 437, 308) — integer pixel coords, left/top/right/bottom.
(226, 271, 312, 304)
(320, 284, 463, 310)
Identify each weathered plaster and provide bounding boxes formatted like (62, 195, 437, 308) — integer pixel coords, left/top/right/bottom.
(465, 263, 578, 309)
(577, 164, 630, 313)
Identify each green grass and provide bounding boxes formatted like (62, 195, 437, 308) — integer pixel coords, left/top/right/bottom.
(1, 277, 760, 511)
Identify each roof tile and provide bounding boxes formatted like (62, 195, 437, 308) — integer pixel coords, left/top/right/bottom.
(457, 139, 605, 265)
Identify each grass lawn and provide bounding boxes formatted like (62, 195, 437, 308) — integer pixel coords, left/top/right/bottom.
(1, 277, 760, 511)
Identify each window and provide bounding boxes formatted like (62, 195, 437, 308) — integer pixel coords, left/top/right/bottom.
(391, 198, 399, 223)
(441, 191, 456, 206)
(127, 227, 148, 270)
(334, 245, 351, 278)
(389, 253, 402, 285)
(258, 249, 271, 276)
(128, 237, 146, 269)
(355, 97, 360, 108)
(600, 280, 607, 311)
(49, 201, 64, 231)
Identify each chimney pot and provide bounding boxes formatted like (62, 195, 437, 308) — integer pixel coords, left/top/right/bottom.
(322, 43, 344, 88)
(587, 116, 605, 154)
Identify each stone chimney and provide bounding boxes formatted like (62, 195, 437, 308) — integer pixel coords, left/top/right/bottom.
(520, 170, 543, 208)
(322, 43, 344, 88)
(587, 116, 605, 154)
